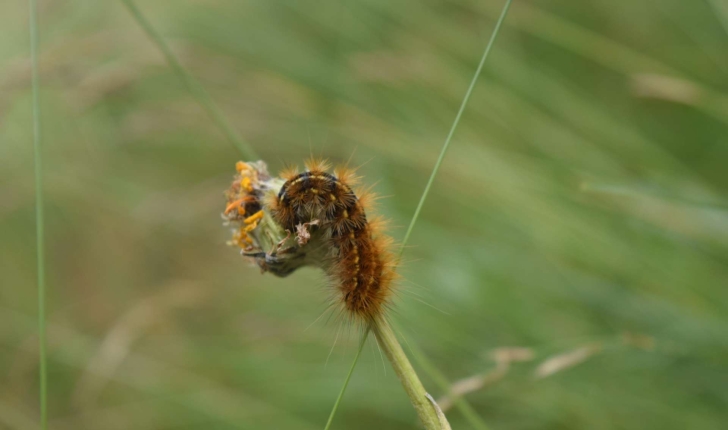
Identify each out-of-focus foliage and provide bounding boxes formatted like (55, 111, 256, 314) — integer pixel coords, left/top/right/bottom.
(2, 0, 728, 429)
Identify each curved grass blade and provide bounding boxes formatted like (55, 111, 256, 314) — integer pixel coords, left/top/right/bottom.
(29, 0, 47, 427)
(120, 0, 258, 160)
(323, 328, 369, 430)
(324, 0, 513, 428)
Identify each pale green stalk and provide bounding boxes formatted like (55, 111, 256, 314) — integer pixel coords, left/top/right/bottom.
(405, 336, 490, 430)
(371, 317, 444, 429)
(323, 329, 369, 430)
(30, 0, 47, 428)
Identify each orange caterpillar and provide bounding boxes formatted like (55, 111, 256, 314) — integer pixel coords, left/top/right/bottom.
(270, 159, 396, 322)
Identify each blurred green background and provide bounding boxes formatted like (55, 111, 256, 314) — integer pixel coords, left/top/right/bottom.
(2, 0, 728, 429)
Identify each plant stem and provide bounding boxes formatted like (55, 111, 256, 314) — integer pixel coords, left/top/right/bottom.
(407, 340, 490, 430)
(120, 0, 258, 160)
(323, 329, 370, 430)
(372, 316, 445, 430)
(398, 0, 513, 260)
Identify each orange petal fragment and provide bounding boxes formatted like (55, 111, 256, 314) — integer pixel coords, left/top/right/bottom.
(225, 199, 245, 214)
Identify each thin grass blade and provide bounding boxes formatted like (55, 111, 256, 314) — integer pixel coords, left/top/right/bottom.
(29, 0, 47, 428)
(399, 0, 514, 257)
(120, 0, 258, 160)
(323, 328, 370, 430)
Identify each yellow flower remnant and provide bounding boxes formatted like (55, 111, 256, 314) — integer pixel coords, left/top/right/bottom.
(223, 160, 288, 259)
(229, 209, 263, 247)
(244, 209, 264, 225)
(224, 162, 265, 250)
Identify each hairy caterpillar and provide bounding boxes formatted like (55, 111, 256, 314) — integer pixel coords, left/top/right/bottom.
(223, 159, 396, 322)
(270, 159, 396, 321)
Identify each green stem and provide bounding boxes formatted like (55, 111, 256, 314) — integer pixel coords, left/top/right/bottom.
(323, 328, 370, 430)
(120, 0, 258, 160)
(399, 0, 513, 259)
(29, 0, 47, 428)
(406, 339, 490, 430)
(371, 316, 444, 429)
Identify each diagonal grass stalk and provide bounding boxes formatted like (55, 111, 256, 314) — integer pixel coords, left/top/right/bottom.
(29, 0, 47, 428)
(399, 0, 513, 260)
(323, 328, 370, 430)
(325, 0, 513, 428)
(120, 0, 258, 160)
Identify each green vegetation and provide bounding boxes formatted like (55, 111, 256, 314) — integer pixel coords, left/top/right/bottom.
(29, 0, 47, 428)
(1, 0, 727, 429)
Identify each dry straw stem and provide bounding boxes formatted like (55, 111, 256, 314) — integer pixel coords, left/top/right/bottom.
(436, 347, 534, 413)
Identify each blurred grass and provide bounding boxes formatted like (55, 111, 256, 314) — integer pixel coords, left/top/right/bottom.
(2, 0, 728, 429)
(120, 0, 259, 160)
(28, 0, 47, 428)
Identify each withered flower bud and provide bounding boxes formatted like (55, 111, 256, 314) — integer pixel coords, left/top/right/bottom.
(222, 161, 308, 277)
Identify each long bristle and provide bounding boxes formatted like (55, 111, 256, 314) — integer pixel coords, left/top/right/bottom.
(280, 164, 299, 181)
(304, 157, 331, 174)
(334, 165, 361, 187)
